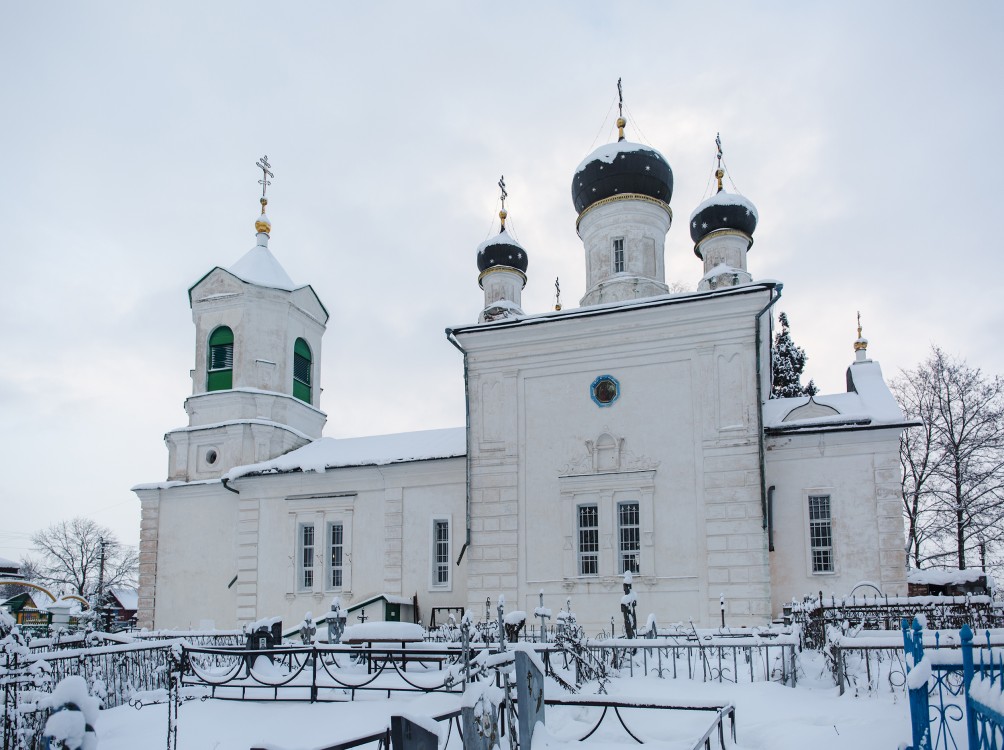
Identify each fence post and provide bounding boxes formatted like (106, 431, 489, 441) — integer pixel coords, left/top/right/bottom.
(960, 624, 977, 750)
(903, 617, 932, 750)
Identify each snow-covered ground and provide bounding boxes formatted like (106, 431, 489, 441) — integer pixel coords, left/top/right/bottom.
(94, 659, 911, 750)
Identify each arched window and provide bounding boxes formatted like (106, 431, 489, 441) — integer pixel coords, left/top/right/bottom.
(207, 326, 234, 391)
(293, 338, 312, 403)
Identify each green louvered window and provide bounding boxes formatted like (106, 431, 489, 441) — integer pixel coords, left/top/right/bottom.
(207, 326, 234, 391)
(293, 338, 312, 404)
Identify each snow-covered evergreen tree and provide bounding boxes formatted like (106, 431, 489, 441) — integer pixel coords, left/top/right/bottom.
(771, 312, 818, 398)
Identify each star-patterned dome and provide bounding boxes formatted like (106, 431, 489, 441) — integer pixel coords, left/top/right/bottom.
(689, 191, 758, 257)
(477, 228, 528, 274)
(571, 140, 673, 215)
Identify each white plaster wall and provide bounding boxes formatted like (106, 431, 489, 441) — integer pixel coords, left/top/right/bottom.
(226, 457, 467, 628)
(766, 429, 907, 617)
(577, 198, 671, 306)
(146, 484, 240, 629)
(458, 285, 777, 631)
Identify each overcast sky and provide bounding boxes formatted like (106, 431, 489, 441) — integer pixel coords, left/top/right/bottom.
(2, 3, 1001, 561)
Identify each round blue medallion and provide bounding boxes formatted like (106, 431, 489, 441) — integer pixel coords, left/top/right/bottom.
(590, 375, 620, 407)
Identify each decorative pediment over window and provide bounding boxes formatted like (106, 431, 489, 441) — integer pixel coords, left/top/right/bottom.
(558, 430, 660, 476)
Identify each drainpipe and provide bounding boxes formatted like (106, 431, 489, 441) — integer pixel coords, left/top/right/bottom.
(222, 477, 240, 494)
(767, 485, 776, 551)
(446, 328, 472, 565)
(755, 283, 782, 531)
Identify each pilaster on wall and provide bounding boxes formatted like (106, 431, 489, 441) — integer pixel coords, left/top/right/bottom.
(465, 465, 520, 614)
(383, 487, 404, 595)
(702, 444, 772, 623)
(236, 497, 260, 623)
(137, 495, 160, 630)
(874, 449, 907, 593)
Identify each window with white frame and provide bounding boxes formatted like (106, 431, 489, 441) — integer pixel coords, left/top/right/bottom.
(618, 501, 641, 574)
(808, 494, 834, 573)
(328, 522, 344, 589)
(577, 505, 599, 575)
(613, 238, 625, 273)
(298, 523, 315, 590)
(432, 519, 450, 587)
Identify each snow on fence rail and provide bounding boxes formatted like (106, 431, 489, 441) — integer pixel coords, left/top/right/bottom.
(830, 627, 1004, 696)
(789, 593, 1004, 650)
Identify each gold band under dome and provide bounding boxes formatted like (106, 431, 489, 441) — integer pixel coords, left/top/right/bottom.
(575, 193, 672, 231)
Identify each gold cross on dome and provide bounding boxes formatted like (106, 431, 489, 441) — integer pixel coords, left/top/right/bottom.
(256, 155, 274, 198)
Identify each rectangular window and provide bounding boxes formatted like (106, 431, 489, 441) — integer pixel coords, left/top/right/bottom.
(328, 522, 343, 589)
(577, 505, 599, 576)
(808, 495, 834, 573)
(613, 238, 625, 273)
(618, 501, 641, 574)
(299, 523, 315, 590)
(433, 520, 450, 586)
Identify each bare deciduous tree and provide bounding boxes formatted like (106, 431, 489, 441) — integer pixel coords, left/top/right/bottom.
(894, 347, 1004, 570)
(27, 518, 138, 598)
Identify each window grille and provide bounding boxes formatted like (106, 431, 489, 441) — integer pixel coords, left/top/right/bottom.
(613, 238, 625, 273)
(578, 505, 599, 576)
(808, 495, 834, 573)
(433, 520, 449, 586)
(299, 523, 315, 590)
(293, 338, 312, 403)
(618, 501, 641, 574)
(328, 522, 343, 589)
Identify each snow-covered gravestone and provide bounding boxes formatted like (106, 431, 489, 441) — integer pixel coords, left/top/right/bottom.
(515, 650, 545, 748)
(461, 686, 499, 750)
(299, 612, 316, 646)
(42, 675, 99, 750)
(390, 715, 440, 750)
(327, 597, 348, 644)
(620, 571, 637, 639)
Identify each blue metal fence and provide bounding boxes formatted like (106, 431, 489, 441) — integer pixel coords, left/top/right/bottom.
(903, 618, 1004, 750)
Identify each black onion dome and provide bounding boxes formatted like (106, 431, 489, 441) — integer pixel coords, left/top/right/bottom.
(571, 141, 673, 214)
(689, 191, 759, 253)
(476, 229, 528, 273)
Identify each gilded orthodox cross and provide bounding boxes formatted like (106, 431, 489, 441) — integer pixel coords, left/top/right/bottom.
(617, 77, 623, 119)
(256, 155, 274, 198)
(715, 133, 724, 192)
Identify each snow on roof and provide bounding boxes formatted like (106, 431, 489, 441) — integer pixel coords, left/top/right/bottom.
(908, 569, 993, 587)
(701, 263, 745, 281)
(764, 360, 908, 432)
(575, 140, 664, 174)
(0, 556, 19, 569)
(229, 244, 297, 291)
(689, 190, 759, 223)
(111, 588, 139, 610)
(477, 228, 523, 254)
(226, 426, 466, 481)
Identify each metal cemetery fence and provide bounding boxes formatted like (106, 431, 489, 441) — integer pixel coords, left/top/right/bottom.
(903, 618, 1004, 750)
(790, 593, 1004, 650)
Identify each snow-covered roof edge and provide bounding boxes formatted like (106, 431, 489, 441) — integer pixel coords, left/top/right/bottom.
(451, 280, 780, 336)
(764, 360, 914, 433)
(225, 426, 466, 482)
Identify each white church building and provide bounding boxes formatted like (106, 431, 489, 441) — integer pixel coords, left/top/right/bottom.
(134, 116, 910, 633)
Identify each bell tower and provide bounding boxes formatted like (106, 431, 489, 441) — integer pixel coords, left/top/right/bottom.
(165, 157, 329, 481)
